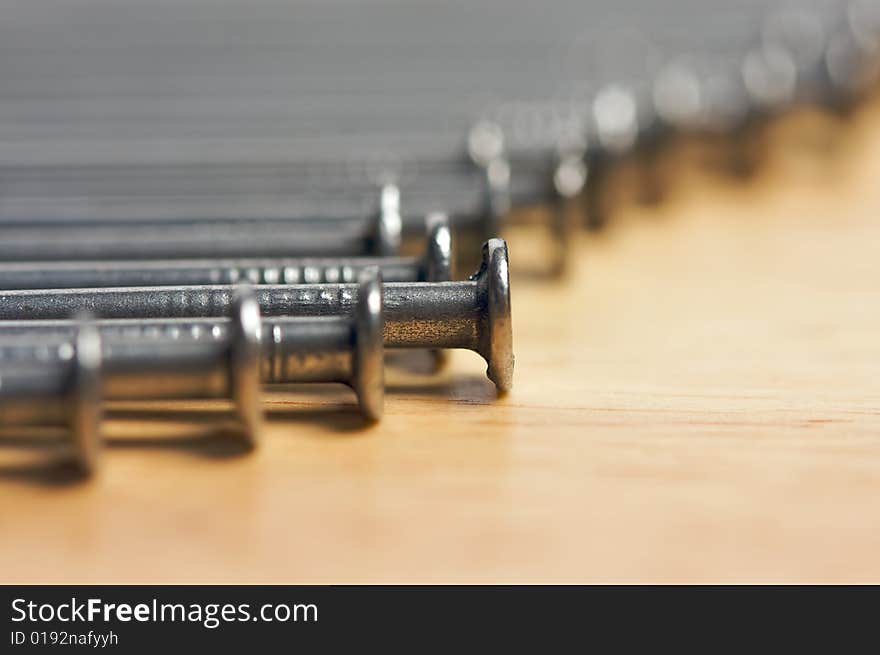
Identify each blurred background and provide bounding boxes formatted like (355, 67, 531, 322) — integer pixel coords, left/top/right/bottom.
(0, 0, 869, 221)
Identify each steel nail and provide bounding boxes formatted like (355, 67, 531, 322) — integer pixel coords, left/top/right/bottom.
(0, 269, 386, 472)
(0, 184, 402, 261)
(0, 212, 451, 290)
(0, 240, 513, 392)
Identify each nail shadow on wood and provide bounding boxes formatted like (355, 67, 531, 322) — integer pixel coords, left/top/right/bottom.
(0, 458, 89, 487)
(104, 431, 253, 459)
(0, 418, 253, 488)
(263, 395, 373, 434)
(0, 431, 89, 487)
(385, 375, 497, 402)
(109, 397, 373, 435)
(103, 406, 254, 457)
(263, 382, 387, 433)
(0, 429, 64, 449)
(385, 350, 443, 375)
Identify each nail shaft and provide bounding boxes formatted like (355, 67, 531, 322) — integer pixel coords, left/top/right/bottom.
(0, 185, 402, 261)
(0, 213, 451, 289)
(0, 240, 513, 391)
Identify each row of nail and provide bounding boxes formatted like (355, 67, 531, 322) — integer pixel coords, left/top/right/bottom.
(2, 1, 877, 475)
(1, 5, 875, 275)
(0, 217, 514, 474)
(463, 1, 880, 266)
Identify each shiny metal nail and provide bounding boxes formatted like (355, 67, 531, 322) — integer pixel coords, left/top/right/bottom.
(0, 240, 513, 392)
(0, 212, 451, 289)
(0, 184, 402, 261)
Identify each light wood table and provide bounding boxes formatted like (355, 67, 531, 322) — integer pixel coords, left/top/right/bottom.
(2, 105, 880, 584)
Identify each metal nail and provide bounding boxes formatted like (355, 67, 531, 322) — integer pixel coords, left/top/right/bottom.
(0, 324, 103, 474)
(0, 290, 262, 472)
(0, 240, 513, 392)
(0, 184, 402, 261)
(467, 120, 584, 276)
(0, 269, 385, 472)
(0, 212, 451, 290)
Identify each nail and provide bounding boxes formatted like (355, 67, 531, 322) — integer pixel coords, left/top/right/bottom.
(0, 240, 513, 392)
(0, 292, 262, 472)
(0, 212, 451, 289)
(467, 120, 583, 276)
(0, 184, 403, 261)
(0, 270, 385, 472)
(0, 323, 102, 474)
(0, 267, 384, 435)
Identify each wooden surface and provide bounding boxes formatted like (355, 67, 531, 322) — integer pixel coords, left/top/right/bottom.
(2, 106, 880, 584)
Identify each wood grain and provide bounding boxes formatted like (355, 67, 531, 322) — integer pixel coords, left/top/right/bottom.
(2, 104, 880, 584)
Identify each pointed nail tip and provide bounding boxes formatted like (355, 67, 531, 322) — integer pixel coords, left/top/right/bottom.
(488, 362, 515, 395)
(494, 385, 512, 397)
